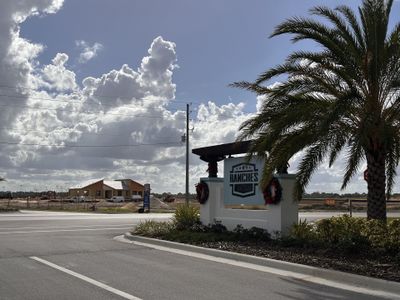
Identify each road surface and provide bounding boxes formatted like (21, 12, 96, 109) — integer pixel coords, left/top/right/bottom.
(0, 210, 394, 299)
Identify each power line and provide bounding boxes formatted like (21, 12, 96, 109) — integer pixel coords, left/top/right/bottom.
(0, 86, 255, 114)
(0, 140, 182, 148)
(0, 102, 186, 119)
(0, 126, 183, 139)
(0, 92, 188, 112)
(0, 85, 256, 120)
(0, 84, 201, 105)
(0, 84, 258, 114)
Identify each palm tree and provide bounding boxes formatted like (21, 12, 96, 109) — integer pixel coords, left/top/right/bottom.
(232, 0, 400, 220)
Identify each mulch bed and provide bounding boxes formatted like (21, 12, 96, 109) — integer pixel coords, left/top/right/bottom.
(183, 240, 400, 282)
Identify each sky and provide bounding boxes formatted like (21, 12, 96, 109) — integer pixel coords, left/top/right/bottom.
(0, 0, 399, 194)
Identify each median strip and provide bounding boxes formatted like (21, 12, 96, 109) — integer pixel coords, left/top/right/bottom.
(30, 256, 142, 300)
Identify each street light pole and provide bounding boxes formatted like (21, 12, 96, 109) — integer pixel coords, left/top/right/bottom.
(185, 103, 189, 204)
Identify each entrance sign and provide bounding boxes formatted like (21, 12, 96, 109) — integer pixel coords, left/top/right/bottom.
(224, 157, 264, 205)
(192, 140, 298, 235)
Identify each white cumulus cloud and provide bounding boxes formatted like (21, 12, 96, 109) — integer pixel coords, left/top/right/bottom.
(42, 53, 78, 91)
(76, 40, 103, 63)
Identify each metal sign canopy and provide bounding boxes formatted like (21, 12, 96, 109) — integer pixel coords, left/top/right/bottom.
(192, 140, 253, 178)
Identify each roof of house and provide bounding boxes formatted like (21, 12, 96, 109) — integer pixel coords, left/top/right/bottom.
(69, 178, 103, 189)
(115, 179, 144, 187)
(103, 180, 123, 190)
(69, 178, 143, 190)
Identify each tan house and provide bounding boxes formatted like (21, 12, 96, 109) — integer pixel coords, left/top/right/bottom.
(68, 178, 144, 200)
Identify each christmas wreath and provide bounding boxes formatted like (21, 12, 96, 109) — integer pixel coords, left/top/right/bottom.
(195, 181, 209, 204)
(263, 177, 282, 205)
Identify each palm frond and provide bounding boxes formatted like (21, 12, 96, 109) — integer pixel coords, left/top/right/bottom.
(336, 5, 366, 50)
(231, 0, 399, 207)
(341, 140, 364, 190)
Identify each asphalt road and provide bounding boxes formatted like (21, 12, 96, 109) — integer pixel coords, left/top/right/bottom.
(0, 211, 393, 299)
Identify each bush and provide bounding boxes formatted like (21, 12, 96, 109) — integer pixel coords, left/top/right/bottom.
(283, 220, 318, 248)
(173, 204, 200, 230)
(290, 219, 316, 242)
(362, 219, 387, 250)
(133, 220, 174, 237)
(189, 223, 209, 233)
(208, 222, 228, 233)
(286, 216, 377, 254)
(233, 225, 271, 241)
(189, 221, 228, 234)
(315, 215, 369, 254)
(365, 219, 400, 253)
(387, 219, 400, 252)
(287, 216, 400, 254)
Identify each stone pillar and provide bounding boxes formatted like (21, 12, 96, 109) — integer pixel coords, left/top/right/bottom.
(199, 177, 224, 226)
(267, 174, 298, 236)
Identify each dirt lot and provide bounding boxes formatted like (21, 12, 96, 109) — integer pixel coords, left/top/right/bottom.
(0, 197, 175, 213)
(1, 197, 400, 213)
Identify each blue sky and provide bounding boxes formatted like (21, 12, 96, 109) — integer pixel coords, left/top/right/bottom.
(0, 0, 399, 193)
(21, 0, 391, 112)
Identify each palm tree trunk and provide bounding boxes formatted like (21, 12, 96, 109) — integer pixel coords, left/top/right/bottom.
(366, 151, 386, 220)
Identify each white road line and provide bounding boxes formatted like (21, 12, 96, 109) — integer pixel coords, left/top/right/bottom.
(30, 256, 142, 300)
(119, 238, 400, 300)
(0, 227, 131, 235)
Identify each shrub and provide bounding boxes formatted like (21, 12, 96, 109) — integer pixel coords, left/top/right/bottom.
(282, 220, 318, 248)
(362, 219, 387, 250)
(359, 219, 400, 253)
(208, 221, 228, 233)
(189, 221, 228, 233)
(290, 219, 316, 242)
(384, 219, 400, 253)
(173, 204, 200, 230)
(315, 215, 369, 254)
(189, 223, 209, 233)
(286, 216, 400, 254)
(133, 220, 173, 237)
(233, 225, 271, 241)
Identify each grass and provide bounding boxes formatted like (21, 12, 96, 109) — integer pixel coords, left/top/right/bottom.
(0, 207, 19, 212)
(23, 206, 138, 214)
(97, 207, 137, 214)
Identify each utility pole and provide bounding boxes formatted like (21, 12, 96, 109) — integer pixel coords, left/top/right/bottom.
(185, 103, 190, 204)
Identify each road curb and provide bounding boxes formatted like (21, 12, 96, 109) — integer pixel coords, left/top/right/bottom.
(124, 232, 400, 296)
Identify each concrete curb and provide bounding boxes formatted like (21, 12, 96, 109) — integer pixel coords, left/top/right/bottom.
(124, 233, 400, 296)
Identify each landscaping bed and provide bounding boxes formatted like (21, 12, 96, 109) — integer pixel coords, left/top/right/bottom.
(192, 240, 400, 282)
(134, 228, 400, 282)
(133, 204, 400, 282)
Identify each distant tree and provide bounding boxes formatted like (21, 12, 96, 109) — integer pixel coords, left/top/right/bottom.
(232, 0, 400, 220)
